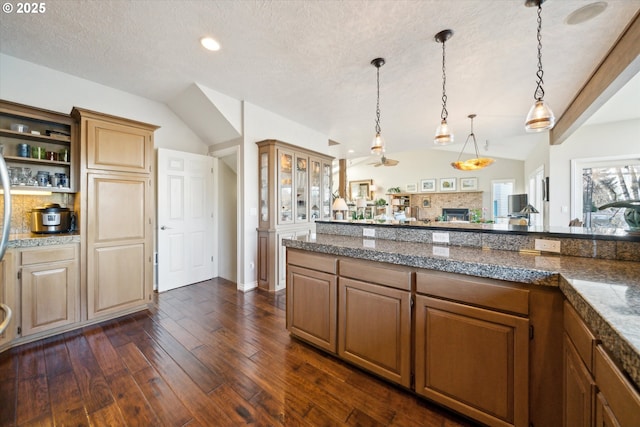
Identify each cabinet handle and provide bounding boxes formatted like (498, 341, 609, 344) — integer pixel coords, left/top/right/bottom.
(160, 225, 173, 230)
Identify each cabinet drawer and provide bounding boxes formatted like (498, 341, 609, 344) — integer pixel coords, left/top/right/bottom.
(416, 270, 529, 316)
(339, 259, 412, 291)
(21, 245, 76, 266)
(594, 345, 640, 427)
(564, 301, 596, 372)
(287, 249, 337, 274)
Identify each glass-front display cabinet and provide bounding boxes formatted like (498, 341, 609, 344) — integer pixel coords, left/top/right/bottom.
(256, 139, 334, 291)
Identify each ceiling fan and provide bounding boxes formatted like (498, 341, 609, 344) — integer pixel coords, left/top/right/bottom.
(369, 155, 399, 167)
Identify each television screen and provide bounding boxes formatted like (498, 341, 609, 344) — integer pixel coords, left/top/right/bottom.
(508, 194, 528, 216)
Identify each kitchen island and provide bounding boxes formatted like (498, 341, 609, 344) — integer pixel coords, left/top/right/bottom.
(283, 221, 640, 427)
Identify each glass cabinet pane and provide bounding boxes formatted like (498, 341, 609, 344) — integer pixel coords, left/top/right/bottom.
(295, 155, 308, 221)
(322, 162, 332, 219)
(260, 152, 268, 222)
(310, 160, 321, 220)
(279, 151, 293, 223)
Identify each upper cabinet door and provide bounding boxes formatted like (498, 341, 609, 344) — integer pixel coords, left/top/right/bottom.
(278, 149, 294, 224)
(86, 119, 153, 173)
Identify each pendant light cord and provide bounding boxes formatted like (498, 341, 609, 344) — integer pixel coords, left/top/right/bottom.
(533, 3, 545, 101)
(456, 115, 480, 162)
(375, 65, 381, 135)
(440, 38, 448, 121)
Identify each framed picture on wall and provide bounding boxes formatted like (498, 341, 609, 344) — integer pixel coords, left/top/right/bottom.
(422, 197, 431, 208)
(349, 179, 373, 200)
(439, 178, 457, 192)
(459, 177, 478, 191)
(406, 183, 418, 192)
(420, 179, 436, 192)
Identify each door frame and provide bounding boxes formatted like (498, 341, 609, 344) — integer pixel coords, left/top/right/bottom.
(209, 144, 241, 290)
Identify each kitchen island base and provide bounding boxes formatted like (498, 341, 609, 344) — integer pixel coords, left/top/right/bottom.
(286, 248, 563, 427)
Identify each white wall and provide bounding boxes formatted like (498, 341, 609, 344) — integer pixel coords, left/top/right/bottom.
(0, 54, 208, 153)
(548, 118, 640, 227)
(343, 149, 525, 218)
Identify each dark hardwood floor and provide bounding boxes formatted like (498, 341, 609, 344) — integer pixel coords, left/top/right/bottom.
(0, 278, 476, 426)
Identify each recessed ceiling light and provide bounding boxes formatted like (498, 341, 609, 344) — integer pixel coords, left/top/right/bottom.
(348, 149, 355, 153)
(200, 36, 220, 51)
(565, 2, 607, 25)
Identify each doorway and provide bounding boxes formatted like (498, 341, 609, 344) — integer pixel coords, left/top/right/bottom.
(210, 145, 240, 285)
(217, 151, 238, 282)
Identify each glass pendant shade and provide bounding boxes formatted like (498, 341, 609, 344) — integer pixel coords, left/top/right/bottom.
(434, 119, 454, 145)
(371, 132, 385, 155)
(524, 0, 555, 132)
(525, 100, 555, 132)
(451, 157, 495, 171)
(451, 114, 494, 171)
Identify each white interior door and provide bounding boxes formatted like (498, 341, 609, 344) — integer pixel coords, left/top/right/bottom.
(158, 148, 215, 292)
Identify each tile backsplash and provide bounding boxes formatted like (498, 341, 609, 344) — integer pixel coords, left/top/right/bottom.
(0, 193, 75, 233)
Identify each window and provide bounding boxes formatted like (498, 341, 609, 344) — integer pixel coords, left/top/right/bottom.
(576, 159, 640, 228)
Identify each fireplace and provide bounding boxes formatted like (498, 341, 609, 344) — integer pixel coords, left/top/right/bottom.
(442, 208, 469, 221)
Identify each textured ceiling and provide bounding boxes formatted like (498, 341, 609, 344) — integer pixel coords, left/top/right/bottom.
(0, 0, 639, 161)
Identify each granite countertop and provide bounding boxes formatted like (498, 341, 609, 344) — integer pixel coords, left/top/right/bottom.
(316, 220, 640, 241)
(284, 233, 640, 389)
(7, 232, 81, 248)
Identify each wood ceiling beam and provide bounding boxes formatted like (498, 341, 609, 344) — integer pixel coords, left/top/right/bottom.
(550, 11, 640, 145)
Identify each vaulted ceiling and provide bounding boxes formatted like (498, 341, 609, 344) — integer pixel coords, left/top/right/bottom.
(1, 0, 638, 160)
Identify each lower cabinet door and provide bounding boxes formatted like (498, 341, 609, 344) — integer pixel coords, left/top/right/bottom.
(415, 295, 529, 427)
(564, 333, 596, 427)
(595, 393, 619, 427)
(338, 277, 411, 387)
(21, 259, 77, 336)
(88, 244, 147, 319)
(287, 265, 337, 353)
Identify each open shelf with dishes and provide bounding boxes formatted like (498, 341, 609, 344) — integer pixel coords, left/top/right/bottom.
(0, 100, 77, 193)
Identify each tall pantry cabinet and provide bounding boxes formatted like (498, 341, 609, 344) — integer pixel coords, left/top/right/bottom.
(71, 108, 158, 320)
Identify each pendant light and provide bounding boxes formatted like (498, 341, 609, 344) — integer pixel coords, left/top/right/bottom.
(451, 114, 495, 171)
(434, 29, 454, 145)
(370, 58, 386, 155)
(524, 0, 555, 132)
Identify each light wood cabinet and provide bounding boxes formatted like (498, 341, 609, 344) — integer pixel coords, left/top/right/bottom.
(286, 249, 338, 353)
(0, 252, 16, 346)
(594, 345, 640, 427)
(415, 295, 529, 427)
(338, 280, 411, 386)
(84, 116, 153, 174)
(563, 300, 640, 427)
(563, 301, 597, 427)
(86, 173, 151, 318)
(0, 100, 78, 193)
(19, 245, 79, 336)
(564, 333, 596, 427)
(414, 271, 531, 427)
(256, 139, 333, 291)
(72, 108, 157, 320)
